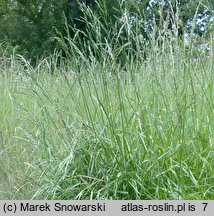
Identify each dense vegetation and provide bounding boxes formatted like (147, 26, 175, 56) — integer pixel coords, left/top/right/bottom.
(0, 0, 213, 199)
(0, 0, 213, 61)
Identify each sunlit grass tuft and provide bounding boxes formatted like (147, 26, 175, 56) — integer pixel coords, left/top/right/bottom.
(0, 40, 213, 199)
(0, 2, 213, 199)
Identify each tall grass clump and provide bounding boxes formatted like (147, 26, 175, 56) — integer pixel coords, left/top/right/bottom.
(0, 1, 213, 199)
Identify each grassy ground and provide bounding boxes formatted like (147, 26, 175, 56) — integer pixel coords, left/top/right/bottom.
(0, 39, 213, 199)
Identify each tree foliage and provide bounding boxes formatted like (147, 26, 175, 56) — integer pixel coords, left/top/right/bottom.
(0, 0, 213, 62)
(0, 0, 68, 61)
